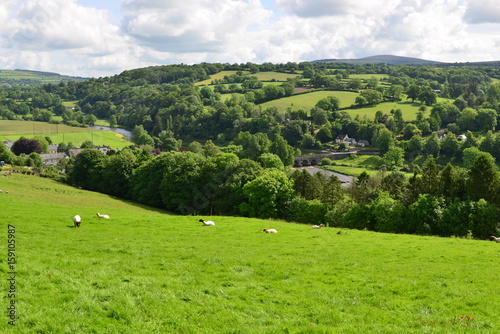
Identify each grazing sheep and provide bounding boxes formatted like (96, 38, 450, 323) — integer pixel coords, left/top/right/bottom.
(199, 219, 215, 226)
(96, 213, 110, 219)
(490, 236, 500, 243)
(312, 224, 324, 229)
(263, 228, 277, 233)
(73, 215, 81, 228)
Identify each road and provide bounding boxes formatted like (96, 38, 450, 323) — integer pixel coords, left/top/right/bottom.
(295, 166, 353, 187)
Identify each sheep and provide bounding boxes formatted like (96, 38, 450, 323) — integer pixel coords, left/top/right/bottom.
(199, 219, 215, 226)
(96, 213, 110, 219)
(312, 224, 324, 229)
(73, 215, 81, 228)
(490, 236, 500, 243)
(263, 228, 277, 233)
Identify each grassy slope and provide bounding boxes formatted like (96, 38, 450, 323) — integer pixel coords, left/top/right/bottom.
(0, 120, 131, 148)
(0, 173, 498, 333)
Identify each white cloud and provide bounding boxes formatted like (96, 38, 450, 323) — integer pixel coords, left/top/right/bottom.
(464, 0, 500, 24)
(0, 0, 500, 77)
(121, 0, 272, 53)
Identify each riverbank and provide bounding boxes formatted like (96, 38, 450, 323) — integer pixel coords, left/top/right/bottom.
(295, 166, 353, 187)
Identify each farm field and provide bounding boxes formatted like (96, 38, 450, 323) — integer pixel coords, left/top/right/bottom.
(195, 71, 299, 86)
(0, 173, 498, 333)
(195, 71, 250, 86)
(262, 91, 359, 113)
(0, 69, 87, 86)
(0, 120, 131, 148)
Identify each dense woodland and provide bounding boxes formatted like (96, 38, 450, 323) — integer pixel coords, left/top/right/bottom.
(2, 61, 500, 238)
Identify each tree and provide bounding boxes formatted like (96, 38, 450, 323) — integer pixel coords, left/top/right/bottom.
(11, 137, 42, 155)
(382, 146, 405, 170)
(371, 191, 405, 233)
(418, 86, 437, 106)
(406, 194, 444, 234)
(80, 140, 95, 149)
(406, 85, 420, 102)
(476, 108, 497, 132)
(440, 134, 460, 157)
(467, 154, 499, 203)
(258, 153, 284, 170)
(315, 96, 340, 111)
(131, 125, 146, 143)
(423, 132, 440, 156)
(240, 170, 294, 219)
(320, 175, 344, 208)
(458, 108, 478, 131)
(269, 134, 294, 166)
(360, 89, 383, 105)
(403, 123, 421, 140)
(68, 149, 108, 191)
(375, 128, 393, 154)
(0, 141, 14, 164)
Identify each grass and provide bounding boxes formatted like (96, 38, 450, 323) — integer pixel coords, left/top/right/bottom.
(262, 91, 359, 113)
(195, 71, 300, 86)
(0, 69, 87, 86)
(0, 173, 498, 333)
(0, 120, 131, 148)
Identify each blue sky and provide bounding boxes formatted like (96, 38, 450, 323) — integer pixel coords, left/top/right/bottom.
(1, 0, 500, 77)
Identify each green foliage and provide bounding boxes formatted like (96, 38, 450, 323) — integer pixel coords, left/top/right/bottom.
(286, 197, 328, 224)
(241, 169, 294, 219)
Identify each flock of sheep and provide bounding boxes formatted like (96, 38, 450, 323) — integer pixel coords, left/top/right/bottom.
(72, 213, 109, 227)
(73, 215, 500, 242)
(200, 219, 324, 234)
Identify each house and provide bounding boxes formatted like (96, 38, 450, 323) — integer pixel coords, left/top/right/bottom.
(335, 134, 349, 144)
(40, 153, 67, 166)
(357, 140, 370, 147)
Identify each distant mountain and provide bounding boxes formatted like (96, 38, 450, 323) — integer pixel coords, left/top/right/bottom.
(312, 55, 443, 66)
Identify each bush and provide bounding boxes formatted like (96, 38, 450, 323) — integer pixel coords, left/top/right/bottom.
(286, 197, 328, 225)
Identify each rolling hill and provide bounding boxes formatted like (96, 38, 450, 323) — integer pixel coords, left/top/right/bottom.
(0, 69, 88, 87)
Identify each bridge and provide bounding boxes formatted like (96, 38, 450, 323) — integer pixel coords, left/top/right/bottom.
(294, 152, 354, 167)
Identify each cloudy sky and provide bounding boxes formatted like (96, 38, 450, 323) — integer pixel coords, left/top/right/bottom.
(0, 0, 499, 78)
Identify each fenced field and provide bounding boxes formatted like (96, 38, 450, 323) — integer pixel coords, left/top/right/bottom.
(0, 120, 131, 148)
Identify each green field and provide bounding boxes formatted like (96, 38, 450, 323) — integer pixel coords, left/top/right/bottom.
(0, 173, 498, 333)
(0, 69, 87, 86)
(195, 71, 300, 86)
(262, 91, 360, 113)
(0, 120, 131, 148)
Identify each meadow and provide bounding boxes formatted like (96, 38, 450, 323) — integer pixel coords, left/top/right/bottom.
(0, 120, 131, 148)
(261, 91, 359, 113)
(0, 173, 498, 333)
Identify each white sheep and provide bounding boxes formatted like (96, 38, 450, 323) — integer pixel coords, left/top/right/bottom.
(263, 228, 277, 233)
(490, 236, 500, 243)
(96, 213, 110, 219)
(73, 215, 81, 227)
(312, 224, 324, 229)
(199, 219, 215, 226)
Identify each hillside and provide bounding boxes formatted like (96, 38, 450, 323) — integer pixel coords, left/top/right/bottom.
(312, 54, 443, 65)
(0, 173, 498, 333)
(0, 69, 88, 87)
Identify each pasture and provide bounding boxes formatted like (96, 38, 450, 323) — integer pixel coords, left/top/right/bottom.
(0, 120, 131, 148)
(262, 91, 360, 113)
(0, 173, 498, 333)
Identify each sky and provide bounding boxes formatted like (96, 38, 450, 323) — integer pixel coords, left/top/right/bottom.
(0, 0, 499, 78)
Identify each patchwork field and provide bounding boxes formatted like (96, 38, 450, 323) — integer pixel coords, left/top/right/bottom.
(0, 173, 498, 333)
